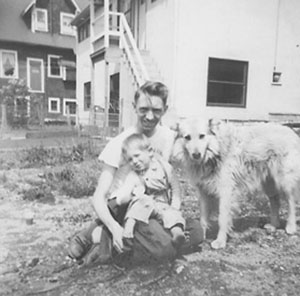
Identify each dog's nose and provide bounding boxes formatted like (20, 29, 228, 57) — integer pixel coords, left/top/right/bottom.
(192, 152, 201, 160)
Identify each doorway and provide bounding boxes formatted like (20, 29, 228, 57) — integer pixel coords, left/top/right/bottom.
(109, 73, 120, 128)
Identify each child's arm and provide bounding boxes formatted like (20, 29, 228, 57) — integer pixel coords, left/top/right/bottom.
(114, 171, 141, 205)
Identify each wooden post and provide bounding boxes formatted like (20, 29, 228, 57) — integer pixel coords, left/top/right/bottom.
(66, 105, 71, 127)
(104, 61, 110, 137)
(104, 0, 109, 48)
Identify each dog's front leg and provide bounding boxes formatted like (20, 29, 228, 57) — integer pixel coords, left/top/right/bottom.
(197, 187, 210, 240)
(211, 188, 233, 249)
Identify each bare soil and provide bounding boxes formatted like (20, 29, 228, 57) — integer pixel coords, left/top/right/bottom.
(0, 166, 300, 296)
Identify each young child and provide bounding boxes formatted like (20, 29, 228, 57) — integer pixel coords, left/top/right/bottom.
(113, 133, 186, 247)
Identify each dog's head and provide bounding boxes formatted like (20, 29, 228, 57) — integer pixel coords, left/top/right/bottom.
(172, 118, 221, 164)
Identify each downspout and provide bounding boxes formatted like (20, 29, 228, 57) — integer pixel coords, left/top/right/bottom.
(273, 0, 281, 72)
(171, 0, 180, 110)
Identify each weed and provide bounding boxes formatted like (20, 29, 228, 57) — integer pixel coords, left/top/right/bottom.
(44, 160, 102, 198)
(0, 172, 8, 184)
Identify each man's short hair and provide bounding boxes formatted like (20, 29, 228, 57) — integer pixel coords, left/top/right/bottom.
(122, 133, 151, 156)
(134, 81, 168, 106)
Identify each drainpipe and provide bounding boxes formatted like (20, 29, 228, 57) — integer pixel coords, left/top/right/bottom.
(273, 0, 281, 72)
(171, 0, 180, 110)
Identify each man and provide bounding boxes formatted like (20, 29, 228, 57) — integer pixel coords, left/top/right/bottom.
(69, 81, 203, 265)
(92, 81, 176, 254)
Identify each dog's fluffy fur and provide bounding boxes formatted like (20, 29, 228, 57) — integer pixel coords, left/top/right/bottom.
(173, 118, 300, 249)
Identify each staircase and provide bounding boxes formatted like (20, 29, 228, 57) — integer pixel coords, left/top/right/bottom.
(89, 10, 164, 133)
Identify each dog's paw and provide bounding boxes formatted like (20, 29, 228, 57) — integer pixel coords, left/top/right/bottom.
(211, 239, 226, 249)
(285, 223, 296, 235)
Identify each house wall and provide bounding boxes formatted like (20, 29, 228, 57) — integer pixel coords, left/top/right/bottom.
(142, 0, 177, 107)
(172, 0, 300, 120)
(0, 41, 76, 119)
(140, 0, 300, 120)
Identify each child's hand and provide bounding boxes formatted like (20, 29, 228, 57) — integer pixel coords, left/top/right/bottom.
(123, 218, 135, 239)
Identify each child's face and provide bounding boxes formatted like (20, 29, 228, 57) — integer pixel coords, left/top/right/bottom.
(125, 143, 152, 173)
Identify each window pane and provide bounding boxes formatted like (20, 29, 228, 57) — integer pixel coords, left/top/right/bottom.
(37, 10, 45, 23)
(84, 82, 91, 110)
(50, 57, 60, 76)
(62, 15, 75, 35)
(207, 82, 245, 105)
(209, 58, 246, 83)
(29, 60, 42, 91)
(51, 100, 58, 111)
(2, 52, 16, 77)
(66, 101, 76, 114)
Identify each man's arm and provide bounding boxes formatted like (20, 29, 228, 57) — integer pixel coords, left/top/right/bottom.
(91, 163, 124, 253)
(168, 167, 182, 210)
(114, 171, 142, 205)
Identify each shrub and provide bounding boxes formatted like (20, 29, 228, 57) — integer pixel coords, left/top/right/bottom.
(1, 140, 103, 169)
(44, 160, 102, 198)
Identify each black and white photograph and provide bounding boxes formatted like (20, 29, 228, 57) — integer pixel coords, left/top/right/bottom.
(0, 0, 300, 295)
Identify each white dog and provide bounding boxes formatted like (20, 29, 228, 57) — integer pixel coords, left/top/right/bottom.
(173, 118, 300, 249)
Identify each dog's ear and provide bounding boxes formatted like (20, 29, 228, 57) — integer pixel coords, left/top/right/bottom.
(208, 118, 221, 135)
(161, 108, 180, 133)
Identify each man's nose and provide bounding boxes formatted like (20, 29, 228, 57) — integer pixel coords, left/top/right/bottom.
(145, 110, 154, 120)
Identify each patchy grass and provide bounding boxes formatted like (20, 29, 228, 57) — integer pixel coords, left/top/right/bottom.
(0, 145, 300, 296)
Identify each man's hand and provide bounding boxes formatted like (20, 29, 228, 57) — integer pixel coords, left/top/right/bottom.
(111, 223, 124, 253)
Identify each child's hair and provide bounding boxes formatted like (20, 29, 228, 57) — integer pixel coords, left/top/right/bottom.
(122, 133, 151, 157)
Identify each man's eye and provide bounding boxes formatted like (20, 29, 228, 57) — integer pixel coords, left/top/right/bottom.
(199, 134, 205, 139)
(184, 135, 191, 141)
(153, 109, 163, 115)
(139, 108, 148, 114)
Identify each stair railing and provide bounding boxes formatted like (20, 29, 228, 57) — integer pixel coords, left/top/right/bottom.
(107, 11, 150, 86)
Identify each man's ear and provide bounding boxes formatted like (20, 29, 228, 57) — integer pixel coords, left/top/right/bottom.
(208, 118, 221, 135)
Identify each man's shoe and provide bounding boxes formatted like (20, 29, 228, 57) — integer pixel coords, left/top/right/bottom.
(68, 220, 99, 260)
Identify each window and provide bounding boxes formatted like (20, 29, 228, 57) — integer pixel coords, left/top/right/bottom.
(78, 21, 90, 43)
(27, 58, 44, 92)
(207, 58, 248, 107)
(48, 97, 60, 113)
(84, 82, 91, 111)
(63, 98, 77, 116)
(32, 8, 48, 32)
(60, 13, 76, 36)
(0, 50, 18, 78)
(48, 55, 62, 78)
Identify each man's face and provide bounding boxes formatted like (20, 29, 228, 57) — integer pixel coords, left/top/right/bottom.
(125, 143, 152, 173)
(133, 94, 167, 135)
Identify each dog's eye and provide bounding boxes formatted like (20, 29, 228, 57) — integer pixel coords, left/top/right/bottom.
(184, 135, 191, 141)
(199, 134, 205, 139)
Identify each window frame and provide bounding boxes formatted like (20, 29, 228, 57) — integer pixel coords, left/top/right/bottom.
(32, 8, 48, 32)
(63, 98, 77, 116)
(27, 57, 45, 93)
(48, 97, 61, 113)
(206, 57, 248, 108)
(48, 55, 62, 78)
(60, 12, 76, 36)
(0, 49, 18, 79)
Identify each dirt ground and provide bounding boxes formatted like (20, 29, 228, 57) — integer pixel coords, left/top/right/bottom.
(0, 165, 300, 296)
